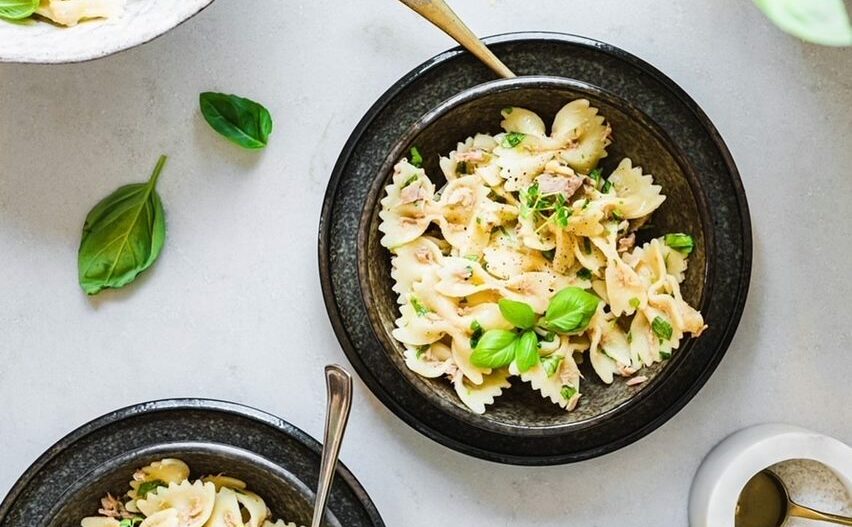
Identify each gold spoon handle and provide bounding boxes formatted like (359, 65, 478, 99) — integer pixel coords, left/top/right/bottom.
(397, 0, 516, 79)
(788, 502, 852, 525)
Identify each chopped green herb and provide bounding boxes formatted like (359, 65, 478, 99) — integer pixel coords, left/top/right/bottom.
(502, 107, 514, 114)
(410, 296, 430, 316)
(629, 297, 640, 309)
(457, 160, 470, 175)
(660, 350, 672, 360)
(601, 179, 613, 194)
(560, 385, 578, 400)
(464, 254, 479, 262)
(577, 268, 593, 280)
(409, 146, 423, 168)
(652, 316, 673, 341)
(626, 331, 633, 344)
(588, 168, 603, 187)
(118, 518, 144, 527)
(470, 320, 484, 348)
(502, 132, 526, 148)
(401, 174, 419, 188)
(475, 216, 481, 225)
(136, 480, 167, 499)
(542, 331, 557, 342)
(611, 209, 623, 221)
(541, 354, 564, 377)
(415, 345, 429, 359)
(664, 233, 694, 255)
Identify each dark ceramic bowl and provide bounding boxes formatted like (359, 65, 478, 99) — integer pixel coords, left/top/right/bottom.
(0, 399, 384, 527)
(358, 75, 710, 433)
(45, 442, 339, 527)
(320, 32, 751, 464)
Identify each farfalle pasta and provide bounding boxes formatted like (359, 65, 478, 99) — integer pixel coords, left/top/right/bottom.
(80, 458, 301, 527)
(379, 100, 706, 415)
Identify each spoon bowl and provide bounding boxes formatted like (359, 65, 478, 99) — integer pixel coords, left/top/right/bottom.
(736, 470, 852, 527)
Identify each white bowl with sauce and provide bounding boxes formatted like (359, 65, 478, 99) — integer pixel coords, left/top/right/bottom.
(0, 0, 214, 64)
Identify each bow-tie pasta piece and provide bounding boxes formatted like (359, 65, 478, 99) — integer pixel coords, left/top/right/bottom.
(136, 481, 215, 527)
(140, 509, 180, 527)
(453, 369, 512, 414)
(81, 518, 121, 527)
(390, 237, 445, 304)
(234, 491, 268, 527)
(608, 158, 665, 219)
(200, 475, 247, 492)
(379, 160, 436, 249)
(36, 0, 124, 27)
(552, 99, 612, 173)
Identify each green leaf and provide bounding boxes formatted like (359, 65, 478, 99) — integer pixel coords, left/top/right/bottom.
(544, 287, 600, 334)
(577, 268, 593, 280)
(664, 233, 695, 255)
(410, 296, 430, 316)
(660, 350, 672, 360)
(629, 297, 640, 309)
(588, 168, 603, 187)
(136, 480, 167, 499)
(560, 385, 577, 401)
(415, 344, 429, 359)
(514, 330, 539, 373)
(540, 354, 564, 377)
(78, 156, 168, 295)
(118, 518, 144, 527)
(754, 0, 852, 46)
(600, 179, 613, 194)
(199, 92, 273, 149)
(502, 132, 526, 148)
(470, 329, 517, 369)
(498, 298, 537, 329)
(409, 146, 423, 167)
(469, 320, 484, 348)
(652, 316, 673, 341)
(0, 0, 38, 20)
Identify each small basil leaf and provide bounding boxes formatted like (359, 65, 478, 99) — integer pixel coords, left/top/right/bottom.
(199, 92, 273, 149)
(514, 330, 539, 373)
(502, 132, 525, 148)
(540, 354, 564, 377)
(664, 233, 695, 255)
(753, 0, 852, 46)
(78, 156, 168, 295)
(560, 385, 578, 401)
(470, 329, 517, 369)
(469, 320, 484, 348)
(136, 480, 167, 499)
(409, 146, 423, 168)
(544, 287, 600, 334)
(498, 298, 537, 329)
(0, 0, 38, 20)
(652, 316, 673, 341)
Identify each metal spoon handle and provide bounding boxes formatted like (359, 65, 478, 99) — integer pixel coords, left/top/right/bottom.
(397, 0, 516, 79)
(789, 502, 852, 525)
(311, 365, 353, 527)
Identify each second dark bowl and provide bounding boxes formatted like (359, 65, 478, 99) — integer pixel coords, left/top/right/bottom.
(358, 76, 712, 435)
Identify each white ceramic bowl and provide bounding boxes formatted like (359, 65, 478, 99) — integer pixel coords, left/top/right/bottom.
(0, 0, 214, 64)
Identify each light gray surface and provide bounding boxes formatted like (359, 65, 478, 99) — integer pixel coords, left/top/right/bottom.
(0, 1, 850, 525)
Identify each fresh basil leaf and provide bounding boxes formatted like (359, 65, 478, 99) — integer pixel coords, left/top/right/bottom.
(660, 350, 672, 360)
(514, 330, 539, 373)
(664, 233, 695, 255)
(754, 0, 852, 46)
(470, 329, 517, 368)
(199, 92, 273, 149)
(409, 146, 423, 168)
(415, 344, 429, 359)
(498, 298, 537, 329)
(540, 354, 564, 377)
(118, 518, 144, 527)
(544, 287, 600, 334)
(136, 480, 166, 499)
(469, 320, 484, 348)
(78, 156, 168, 296)
(560, 385, 577, 401)
(0, 0, 38, 20)
(601, 179, 613, 194)
(502, 132, 525, 148)
(652, 316, 673, 341)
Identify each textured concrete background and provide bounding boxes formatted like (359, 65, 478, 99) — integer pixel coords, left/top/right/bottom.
(1, 0, 850, 525)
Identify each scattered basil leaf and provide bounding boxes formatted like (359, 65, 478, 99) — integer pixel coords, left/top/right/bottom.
(0, 0, 37, 19)
(560, 385, 578, 400)
(753, 0, 852, 46)
(514, 330, 539, 373)
(541, 354, 564, 377)
(199, 92, 273, 149)
(577, 268, 593, 280)
(502, 107, 514, 115)
(78, 156, 168, 296)
(600, 179, 613, 194)
(588, 168, 603, 187)
(469, 320, 484, 348)
(629, 297, 640, 309)
(409, 146, 423, 168)
(502, 132, 525, 148)
(470, 329, 518, 368)
(664, 233, 695, 255)
(544, 287, 600, 334)
(626, 331, 633, 344)
(660, 350, 672, 360)
(118, 518, 144, 527)
(652, 316, 673, 341)
(415, 344, 429, 359)
(498, 298, 537, 329)
(611, 209, 623, 221)
(136, 480, 167, 499)
(401, 174, 419, 188)
(410, 296, 430, 316)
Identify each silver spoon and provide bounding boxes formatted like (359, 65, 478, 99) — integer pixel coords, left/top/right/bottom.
(311, 365, 353, 527)
(736, 470, 852, 526)
(397, 0, 516, 79)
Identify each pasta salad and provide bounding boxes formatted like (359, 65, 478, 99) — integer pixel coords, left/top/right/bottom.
(80, 458, 301, 527)
(378, 100, 706, 415)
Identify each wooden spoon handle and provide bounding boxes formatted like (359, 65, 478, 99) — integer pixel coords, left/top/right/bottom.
(397, 0, 516, 79)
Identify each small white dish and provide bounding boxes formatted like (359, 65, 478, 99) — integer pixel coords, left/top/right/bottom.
(689, 423, 852, 527)
(0, 0, 214, 64)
